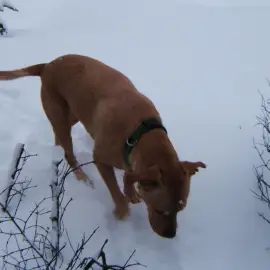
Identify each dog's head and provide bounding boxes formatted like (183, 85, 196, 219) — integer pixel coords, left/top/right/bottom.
(125, 161, 206, 238)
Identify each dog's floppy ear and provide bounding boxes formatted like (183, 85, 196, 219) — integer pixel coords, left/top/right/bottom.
(125, 165, 162, 191)
(180, 161, 206, 176)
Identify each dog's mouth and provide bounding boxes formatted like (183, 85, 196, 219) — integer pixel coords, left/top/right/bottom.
(159, 229, 176, 238)
(150, 223, 177, 238)
(148, 211, 177, 239)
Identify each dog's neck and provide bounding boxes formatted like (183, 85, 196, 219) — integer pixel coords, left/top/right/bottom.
(130, 129, 179, 172)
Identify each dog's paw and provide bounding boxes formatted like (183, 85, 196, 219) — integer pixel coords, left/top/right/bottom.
(124, 185, 141, 204)
(114, 198, 130, 220)
(114, 207, 130, 220)
(128, 191, 142, 204)
(74, 168, 95, 188)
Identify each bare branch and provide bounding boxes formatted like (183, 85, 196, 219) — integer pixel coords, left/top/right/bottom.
(0, 146, 143, 269)
(253, 85, 270, 228)
(0, 143, 25, 212)
(2, 0, 19, 12)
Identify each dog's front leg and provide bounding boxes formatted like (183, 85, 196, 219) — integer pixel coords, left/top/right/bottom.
(53, 128, 94, 188)
(95, 163, 130, 220)
(123, 172, 141, 204)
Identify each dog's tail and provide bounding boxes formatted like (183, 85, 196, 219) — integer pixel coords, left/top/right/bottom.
(0, 63, 46, 81)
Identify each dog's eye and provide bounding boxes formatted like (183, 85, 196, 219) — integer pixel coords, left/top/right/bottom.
(156, 210, 170, 216)
(177, 200, 185, 211)
(178, 200, 184, 205)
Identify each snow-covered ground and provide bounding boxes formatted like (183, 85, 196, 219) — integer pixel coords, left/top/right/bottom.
(0, 0, 270, 269)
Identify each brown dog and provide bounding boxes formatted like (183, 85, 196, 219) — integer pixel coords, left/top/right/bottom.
(0, 54, 206, 238)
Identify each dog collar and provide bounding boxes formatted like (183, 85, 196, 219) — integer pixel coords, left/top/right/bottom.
(124, 117, 167, 168)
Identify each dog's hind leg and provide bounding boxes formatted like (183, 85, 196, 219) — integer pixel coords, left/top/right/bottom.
(95, 162, 129, 219)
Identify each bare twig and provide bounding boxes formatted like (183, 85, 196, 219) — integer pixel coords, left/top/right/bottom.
(49, 161, 61, 266)
(0, 143, 25, 212)
(64, 161, 95, 178)
(2, 0, 19, 11)
(253, 86, 270, 226)
(0, 146, 143, 269)
(79, 238, 145, 270)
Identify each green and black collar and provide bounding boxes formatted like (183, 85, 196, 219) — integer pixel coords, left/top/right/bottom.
(124, 117, 167, 168)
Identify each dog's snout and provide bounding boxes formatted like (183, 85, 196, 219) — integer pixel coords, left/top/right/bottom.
(162, 229, 176, 238)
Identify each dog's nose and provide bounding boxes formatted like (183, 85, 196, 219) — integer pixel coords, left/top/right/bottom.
(162, 229, 176, 238)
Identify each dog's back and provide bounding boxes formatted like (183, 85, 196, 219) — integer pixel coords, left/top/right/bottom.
(0, 54, 161, 168)
(39, 54, 161, 168)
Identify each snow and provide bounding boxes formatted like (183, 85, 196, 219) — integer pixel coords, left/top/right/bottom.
(0, 143, 24, 209)
(50, 160, 61, 253)
(0, 0, 270, 269)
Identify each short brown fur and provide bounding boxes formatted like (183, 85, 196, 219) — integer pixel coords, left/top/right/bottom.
(0, 54, 206, 238)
